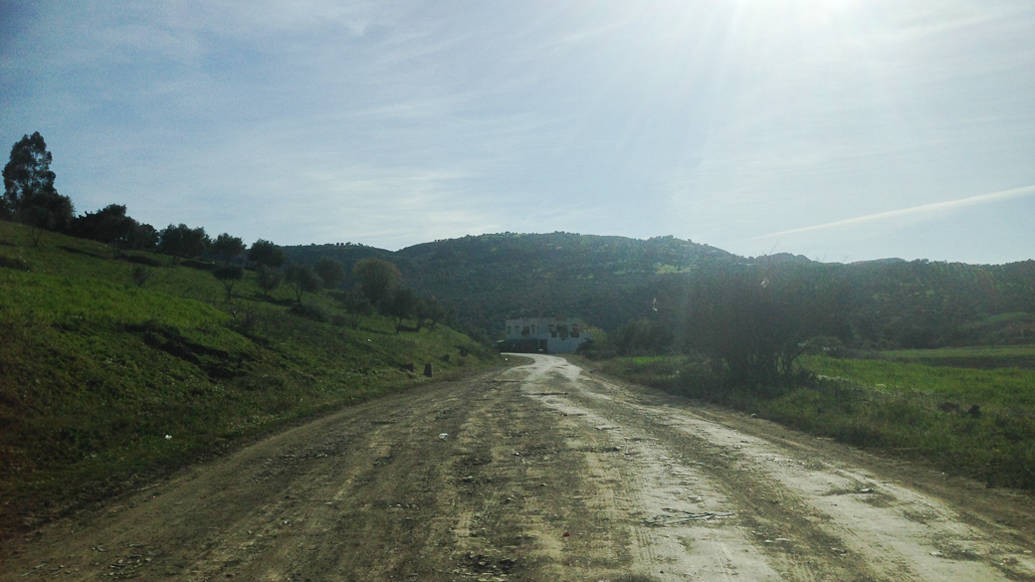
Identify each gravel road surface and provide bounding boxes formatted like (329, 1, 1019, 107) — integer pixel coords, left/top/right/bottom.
(4, 354, 1034, 581)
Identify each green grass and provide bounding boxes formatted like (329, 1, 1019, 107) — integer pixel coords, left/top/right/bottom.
(0, 222, 496, 533)
(801, 355, 1035, 408)
(878, 344, 1035, 369)
(883, 344, 1035, 360)
(597, 353, 1035, 489)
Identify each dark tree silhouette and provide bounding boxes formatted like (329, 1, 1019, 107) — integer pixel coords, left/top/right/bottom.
(315, 258, 346, 289)
(285, 264, 321, 304)
(74, 204, 136, 256)
(158, 224, 210, 259)
(248, 239, 285, 268)
(211, 233, 245, 265)
(3, 132, 74, 242)
(256, 264, 283, 297)
(213, 265, 244, 302)
(353, 258, 401, 308)
(683, 263, 848, 388)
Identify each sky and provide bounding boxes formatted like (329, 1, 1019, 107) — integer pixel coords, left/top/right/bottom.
(2, 0, 1033, 264)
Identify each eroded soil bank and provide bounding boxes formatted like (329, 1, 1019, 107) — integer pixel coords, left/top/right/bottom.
(3, 355, 1033, 581)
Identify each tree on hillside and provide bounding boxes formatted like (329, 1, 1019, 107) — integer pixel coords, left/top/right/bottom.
(3, 132, 75, 243)
(211, 233, 245, 265)
(415, 295, 447, 330)
(256, 264, 283, 297)
(213, 265, 244, 302)
(127, 222, 159, 250)
(74, 204, 136, 256)
(386, 288, 417, 329)
(158, 224, 210, 260)
(248, 239, 285, 268)
(285, 264, 321, 304)
(315, 258, 346, 289)
(353, 258, 401, 308)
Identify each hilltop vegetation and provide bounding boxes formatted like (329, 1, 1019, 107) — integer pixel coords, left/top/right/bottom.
(286, 233, 737, 337)
(284, 232, 1035, 351)
(0, 221, 492, 534)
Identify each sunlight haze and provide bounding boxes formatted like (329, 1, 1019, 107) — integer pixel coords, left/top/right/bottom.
(2, 0, 1032, 263)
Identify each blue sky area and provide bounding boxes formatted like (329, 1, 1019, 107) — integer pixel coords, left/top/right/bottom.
(2, 1, 1033, 263)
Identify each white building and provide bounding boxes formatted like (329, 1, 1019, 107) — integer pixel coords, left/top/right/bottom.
(502, 317, 589, 353)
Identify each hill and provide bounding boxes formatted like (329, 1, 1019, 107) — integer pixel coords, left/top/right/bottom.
(284, 233, 1035, 349)
(0, 222, 493, 535)
(286, 233, 736, 338)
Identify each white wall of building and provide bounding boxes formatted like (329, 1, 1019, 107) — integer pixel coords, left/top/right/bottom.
(504, 317, 589, 353)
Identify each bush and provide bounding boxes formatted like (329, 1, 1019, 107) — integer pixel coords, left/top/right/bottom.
(121, 253, 162, 267)
(331, 313, 360, 328)
(289, 303, 328, 322)
(330, 289, 374, 315)
(0, 254, 30, 271)
(181, 259, 215, 271)
(131, 265, 152, 287)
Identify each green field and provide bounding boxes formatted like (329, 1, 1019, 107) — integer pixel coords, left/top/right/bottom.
(879, 344, 1035, 369)
(597, 353, 1035, 489)
(0, 222, 495, 532)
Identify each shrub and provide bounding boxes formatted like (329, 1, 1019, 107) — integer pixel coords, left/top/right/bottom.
(0, 254, 30, 271)
(121, 253, 162, 267)
(331, 313, 360, 328)
(330, 289, 374, 315)
(131, 265, 152, 287)
(289, 302, 327, 322)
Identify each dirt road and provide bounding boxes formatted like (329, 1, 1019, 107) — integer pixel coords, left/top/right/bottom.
(4, 354, 1034, 581)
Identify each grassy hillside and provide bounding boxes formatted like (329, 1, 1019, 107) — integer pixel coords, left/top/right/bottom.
(0, 222, 495, 535)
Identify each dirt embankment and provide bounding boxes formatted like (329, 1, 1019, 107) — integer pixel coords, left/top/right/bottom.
(3, 355, 1033, 581)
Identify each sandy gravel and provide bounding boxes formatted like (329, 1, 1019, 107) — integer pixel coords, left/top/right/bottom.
(3, 354, 1033, 581)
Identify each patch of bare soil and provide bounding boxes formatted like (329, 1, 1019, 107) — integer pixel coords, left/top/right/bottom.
(3, 355, 1033, 581)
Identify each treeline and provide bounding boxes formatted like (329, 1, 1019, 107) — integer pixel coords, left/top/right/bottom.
(2, 131, 446, 331)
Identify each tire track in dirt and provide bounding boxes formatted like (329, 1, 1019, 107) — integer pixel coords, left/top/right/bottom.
(4, 378, 491, 581)
(515, 359, 829, 581)
(527, 355, 1035, 581)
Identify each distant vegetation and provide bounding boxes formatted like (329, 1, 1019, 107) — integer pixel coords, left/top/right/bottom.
(283, 234, 1034, 353)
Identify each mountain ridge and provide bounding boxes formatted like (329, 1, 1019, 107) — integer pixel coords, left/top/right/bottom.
(283, 232, 1035, 347)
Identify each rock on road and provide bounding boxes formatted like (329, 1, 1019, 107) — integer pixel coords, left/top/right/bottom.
(4, 354, 1034, 581)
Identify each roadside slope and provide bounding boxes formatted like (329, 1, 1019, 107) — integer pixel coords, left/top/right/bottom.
(0, 221, 492, 538)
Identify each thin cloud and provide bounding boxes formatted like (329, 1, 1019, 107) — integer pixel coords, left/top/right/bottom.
(753, 185, 1035, 240)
